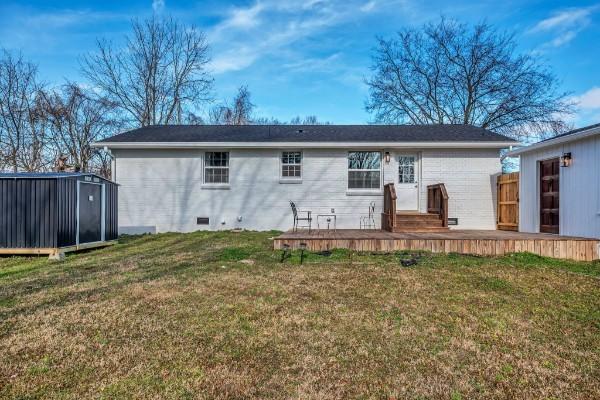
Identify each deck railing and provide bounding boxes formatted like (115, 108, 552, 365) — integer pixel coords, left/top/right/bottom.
(382, 183, 397, 231)
(427, 183, 449, 228)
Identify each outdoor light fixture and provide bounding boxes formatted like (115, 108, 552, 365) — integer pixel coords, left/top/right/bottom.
(299, 242, 307, 264)
(384, 151, 391, 164)
(280, 244, 290, 263)
(560, 152, 572, 167)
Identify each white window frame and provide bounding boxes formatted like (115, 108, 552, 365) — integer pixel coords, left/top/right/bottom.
(347, 151, 382, 193)
(203, 151, 230, 188)
(280, 150, 302, 183)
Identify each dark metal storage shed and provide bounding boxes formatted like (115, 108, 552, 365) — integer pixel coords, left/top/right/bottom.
(0, 173, 118, 259)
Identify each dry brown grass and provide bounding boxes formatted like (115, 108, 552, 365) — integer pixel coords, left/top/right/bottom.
(0, 231, 599, 399)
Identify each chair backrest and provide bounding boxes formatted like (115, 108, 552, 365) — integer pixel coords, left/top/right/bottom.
(289, 201, 298, 218)
(368, 201, 376, 218)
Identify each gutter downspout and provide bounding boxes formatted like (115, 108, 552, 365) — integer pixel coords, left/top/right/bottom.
(103, 146, 116, 182)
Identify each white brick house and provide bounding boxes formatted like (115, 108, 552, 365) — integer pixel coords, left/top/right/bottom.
(95, 125, 517, 233)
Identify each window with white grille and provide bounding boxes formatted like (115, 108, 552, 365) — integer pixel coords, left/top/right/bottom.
(281, 151, 302, 179)
(204, 152, 229, 184)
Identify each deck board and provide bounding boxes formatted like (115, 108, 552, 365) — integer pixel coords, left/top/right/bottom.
(273, 229, 600, 261)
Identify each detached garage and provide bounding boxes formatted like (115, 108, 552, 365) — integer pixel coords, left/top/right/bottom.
(0, 172, 118, 259)
(507, 123, 600, 239)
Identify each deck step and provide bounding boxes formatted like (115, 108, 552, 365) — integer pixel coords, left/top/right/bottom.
(396, 212, 440, 217)
(392, 227, 449, 233)
(396, 220, 444, 228)
(396, 213, 441, 221)
(393, 212, 448, 231)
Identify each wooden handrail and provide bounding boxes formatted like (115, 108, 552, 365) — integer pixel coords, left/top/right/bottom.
(427, 183, 449, 228)
(382, 183, 397, 231)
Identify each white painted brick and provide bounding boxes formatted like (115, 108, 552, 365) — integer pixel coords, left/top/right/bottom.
(113, 147, 501, 233)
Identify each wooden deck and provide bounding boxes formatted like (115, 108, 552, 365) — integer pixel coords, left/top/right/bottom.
(273, 229, 600, 262)
(0, 240, 117, 260)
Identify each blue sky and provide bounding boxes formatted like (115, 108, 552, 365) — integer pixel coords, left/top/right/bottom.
(1, 0, 599, 126)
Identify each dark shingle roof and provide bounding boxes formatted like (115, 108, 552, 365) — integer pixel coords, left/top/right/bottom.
(540, 122, 600, 142)
(98, 124, 516, 143)
(0, 172, 106, 180)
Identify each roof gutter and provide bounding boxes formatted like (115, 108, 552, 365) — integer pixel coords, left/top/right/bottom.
(506, 126, 600, 157)
(93, 141, 518, 150)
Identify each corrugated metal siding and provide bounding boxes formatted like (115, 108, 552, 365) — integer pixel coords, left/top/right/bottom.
(0, 179, 58, 248)
(1, 175, 119, 249)
(56, 178, 78, 247)
(105, 182, 118, 240)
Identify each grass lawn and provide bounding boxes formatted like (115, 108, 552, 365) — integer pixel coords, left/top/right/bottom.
(1, 231, 599, 399)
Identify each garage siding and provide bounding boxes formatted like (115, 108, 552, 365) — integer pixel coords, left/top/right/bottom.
(519, 135, 600, 238)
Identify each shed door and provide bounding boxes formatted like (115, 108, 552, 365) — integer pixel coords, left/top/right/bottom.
(79, 183, 102, 244)
(540, 158, 559, 234)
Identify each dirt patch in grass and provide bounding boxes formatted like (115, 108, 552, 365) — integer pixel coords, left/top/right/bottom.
(0, 231, 599, 399)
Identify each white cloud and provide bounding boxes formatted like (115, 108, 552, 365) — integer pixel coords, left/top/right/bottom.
(360, 1, 377, 12)
(549, 30, 577, 47)
(152, 0, 165, 14)
(218, 3, 264, 30)
(574, 87, 600, 110)
(565, 87, 600, 127)
(283, 53, 341, 73)
(208, 0, 355, 74)
(530, 7, 593, 32)
(530, 6, 598, 49)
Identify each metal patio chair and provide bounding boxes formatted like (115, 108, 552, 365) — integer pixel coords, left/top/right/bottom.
(290, 201, 312, 232)
(360, 201, 377, 229)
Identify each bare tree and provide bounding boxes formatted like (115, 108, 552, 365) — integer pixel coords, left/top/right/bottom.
(289, 115, 330, 125)
(210, 85, 254, 125)
(186, 112, 205, 125)
(252, 116, 285, 125)
(366, 18, 574, 139)
(91, 150, 113, 179)
(0, 50, 51, 172)
(42, 82, 119, 173)
(82, 17, 212, 127)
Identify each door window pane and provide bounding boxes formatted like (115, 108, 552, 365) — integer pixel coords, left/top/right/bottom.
(398, 156, 415, 184)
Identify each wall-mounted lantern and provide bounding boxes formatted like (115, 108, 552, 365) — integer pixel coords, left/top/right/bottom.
(384, 151, 391, 164)
(560, 152, 572, 167)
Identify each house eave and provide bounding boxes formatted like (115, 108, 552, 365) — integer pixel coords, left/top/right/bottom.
(93, 141, 518, 150)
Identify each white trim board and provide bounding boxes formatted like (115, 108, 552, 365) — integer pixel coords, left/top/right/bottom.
(94, 141, 517, 150)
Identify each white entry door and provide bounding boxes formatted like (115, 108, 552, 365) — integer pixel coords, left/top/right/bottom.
(396, 154, 419, 210)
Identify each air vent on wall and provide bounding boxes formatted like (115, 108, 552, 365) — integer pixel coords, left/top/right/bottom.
(197, 217, 209, 225)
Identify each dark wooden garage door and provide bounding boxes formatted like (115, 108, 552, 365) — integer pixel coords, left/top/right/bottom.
(540, 158, 559, 234)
